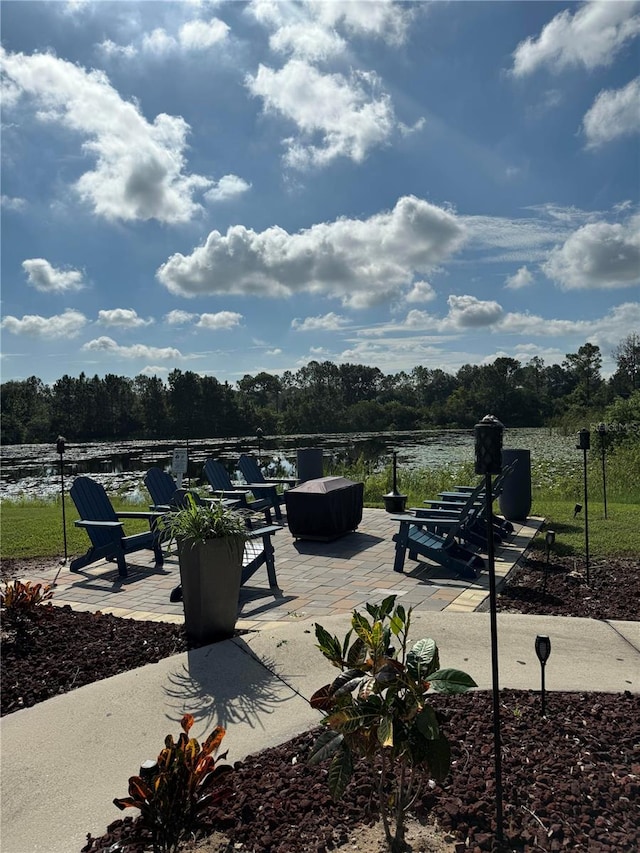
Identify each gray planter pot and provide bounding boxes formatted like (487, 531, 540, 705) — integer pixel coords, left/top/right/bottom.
(498, 449, 532, 522)
(177, 536, 244, 643)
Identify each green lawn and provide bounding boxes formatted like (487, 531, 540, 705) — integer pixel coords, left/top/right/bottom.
(1, 493, 638, 561)
(0, 497, 151, 560)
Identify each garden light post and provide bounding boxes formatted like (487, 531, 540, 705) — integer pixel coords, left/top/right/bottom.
(543, 529, 555, 596)
(256, 427, 263, 464)
(474, 414, 504, 846)
(56, 435, 68, 564)
(597, 423, 608, 520)
(577, 429, 590, 583)
(535, 635, 551, 717)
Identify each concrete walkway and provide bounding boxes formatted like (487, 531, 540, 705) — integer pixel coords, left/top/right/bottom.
(2, 509, 639, 853)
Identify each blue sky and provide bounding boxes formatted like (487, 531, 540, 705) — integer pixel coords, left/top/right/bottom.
(1, 0, 639, 388)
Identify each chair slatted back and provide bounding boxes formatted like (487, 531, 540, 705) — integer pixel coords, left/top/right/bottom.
(70, 477, 120, 549)
(144, 467, 178, 507)
(238, 454, 264, 484)
(202, 459, 235, 491)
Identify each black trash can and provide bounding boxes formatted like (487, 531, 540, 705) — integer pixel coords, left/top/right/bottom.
(498, 448, 532, 521)
(296, 447, 323, 482)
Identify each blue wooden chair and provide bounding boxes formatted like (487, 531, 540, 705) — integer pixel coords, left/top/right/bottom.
(391, 487, 486, 579)
(144, 467, 182, 510)
(201, 459, 273, 523)
(237, 454, 299, 521)
(69, 476, 164, 578)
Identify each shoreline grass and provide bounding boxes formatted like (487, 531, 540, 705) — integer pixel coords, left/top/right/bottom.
(2, 443, 638, 561)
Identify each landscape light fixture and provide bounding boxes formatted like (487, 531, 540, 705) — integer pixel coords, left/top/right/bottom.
(573, 503, 582, 518)
(56, 436, 68, 564)
(535, 635, 552, 717)
(473, 414, 504, 845)
(256, 427, 264, 463)
(597, 423, 608, 519)
(545, 529, 556, 561)
(543, 529, 556, 596)
(576, 429, 591, 583)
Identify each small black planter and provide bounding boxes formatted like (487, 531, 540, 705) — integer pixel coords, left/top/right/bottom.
(383, 491, 407, 513)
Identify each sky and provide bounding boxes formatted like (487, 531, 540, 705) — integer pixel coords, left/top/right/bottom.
(1, 0, 639, 389)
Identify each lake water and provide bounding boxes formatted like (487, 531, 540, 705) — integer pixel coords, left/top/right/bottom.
(0, 427, 579, 501)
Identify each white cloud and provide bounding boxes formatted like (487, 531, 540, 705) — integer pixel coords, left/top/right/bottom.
(141, 28, 177, 56)
(204, 175, 251, 203)
(249, 0, 410, 58)
(97, 308, 154, 328)
(246, 59, 397, 169)
(22, 258, 84, 293)
(1, 194, 26, 211)
(266, 347, 282, 356)
(505, 266, 534, 290)
(0, 308, 87, 338)
(498, 302, 640, 348)
(269, 22, 346, 61)
(1, 48, 216, 223)
(140, 365, 170, 376)
(196, 311, 243, 330)
(165, 309, 197, 325)
(582, 77, 640, 148)
(291, 312, 350, 331)
(179, 17, 229, 50)
(405, 281, 436, 303)
(511, 0, 640, 76)
(543, 216, 640, 289)
(98, 39, 137, 59)
(447, 295, 504, 328)
(82, 336, 182, 359)
(157, 195, 466, 308)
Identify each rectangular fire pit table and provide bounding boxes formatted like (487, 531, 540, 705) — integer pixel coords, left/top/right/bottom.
(284, 476, 364, 541)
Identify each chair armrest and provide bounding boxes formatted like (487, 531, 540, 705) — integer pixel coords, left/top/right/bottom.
(115, 510, 166, 520)
(246, 524, 283, 539)
(389, 514, 446, 528)
(212, 489, 251, 500)
(74, 519, 123, 529)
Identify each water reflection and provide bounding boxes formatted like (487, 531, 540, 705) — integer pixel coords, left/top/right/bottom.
(0, 428, 574, 501)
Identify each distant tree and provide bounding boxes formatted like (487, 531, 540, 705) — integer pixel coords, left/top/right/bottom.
(563, 343, 603, 406)
(0, 377, 51, 443)
(611, 332, 640, 395)
(168, 370, 203, 438)
(338, 363, 383, 407)
(134, 374, 170, 438)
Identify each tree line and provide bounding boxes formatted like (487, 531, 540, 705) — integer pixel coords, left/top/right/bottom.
(1, 335, 638, 445)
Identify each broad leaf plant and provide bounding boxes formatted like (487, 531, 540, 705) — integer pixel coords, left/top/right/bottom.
(309, 595, 476, 853)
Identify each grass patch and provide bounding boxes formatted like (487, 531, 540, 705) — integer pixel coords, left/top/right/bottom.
(529, 498, 640, 559)
(0, 497, 151, 560)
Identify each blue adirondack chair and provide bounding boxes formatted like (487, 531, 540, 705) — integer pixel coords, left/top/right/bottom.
(201, 459, 273, 523)
(410, 480, 501, 551)
(421, 464, 515, 538)
(391, 486, 486, 579)
(237, 454, 299, 521)
(144, 467, 182, 510)
(69, 476, 164, 578)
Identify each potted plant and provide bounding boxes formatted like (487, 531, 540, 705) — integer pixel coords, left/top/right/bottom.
(160, 495, 249, 644)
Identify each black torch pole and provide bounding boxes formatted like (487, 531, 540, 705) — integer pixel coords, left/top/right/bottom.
(56, 436, 68, 564)
(474, 415, 504, 846)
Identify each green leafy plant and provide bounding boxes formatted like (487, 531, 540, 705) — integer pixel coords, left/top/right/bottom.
(309, 596, 477, 853)
(0, 579, 53, 610)
(113, 713, 232, 853)
(158, 494, 248, 548)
